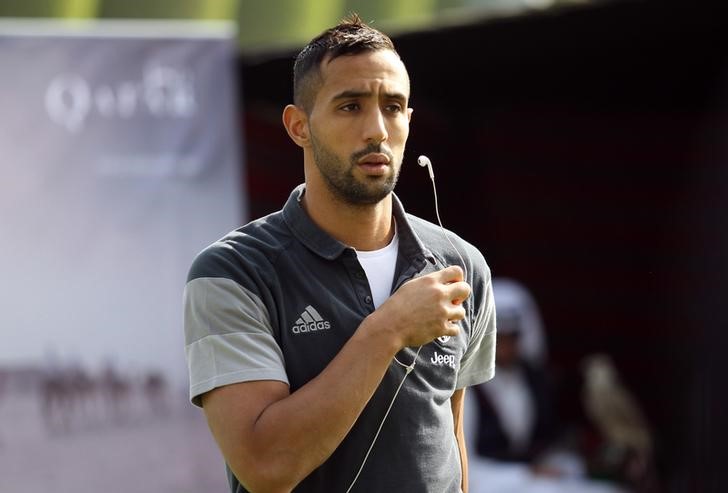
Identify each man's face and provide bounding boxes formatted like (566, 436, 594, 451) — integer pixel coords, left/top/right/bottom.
(306, 49, 412, 205)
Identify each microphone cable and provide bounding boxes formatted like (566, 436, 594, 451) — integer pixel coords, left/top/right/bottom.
(344, 155, 466, 492)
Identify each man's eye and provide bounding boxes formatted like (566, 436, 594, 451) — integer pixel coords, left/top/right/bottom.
(340, 103, 359, 112)
(385, 104, 403, 113)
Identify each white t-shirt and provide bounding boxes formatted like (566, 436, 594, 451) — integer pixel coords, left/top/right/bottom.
(355, 228, 399, 309)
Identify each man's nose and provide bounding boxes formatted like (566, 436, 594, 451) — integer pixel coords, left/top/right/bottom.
(363, 108, 388, 144)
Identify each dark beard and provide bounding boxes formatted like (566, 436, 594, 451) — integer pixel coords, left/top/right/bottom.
(311, 135, 400, 206)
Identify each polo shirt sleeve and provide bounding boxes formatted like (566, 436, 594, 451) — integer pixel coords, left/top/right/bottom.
(184, 257, 288, 407)
(455, 250, 496, 389)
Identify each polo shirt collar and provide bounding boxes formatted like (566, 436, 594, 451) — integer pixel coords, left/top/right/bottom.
(282, 184, 346, 260)
(391, 192, 436, 265)
(282, 184, 433, 264)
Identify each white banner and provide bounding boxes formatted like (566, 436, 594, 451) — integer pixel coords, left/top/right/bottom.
(0, 21, 245, 384)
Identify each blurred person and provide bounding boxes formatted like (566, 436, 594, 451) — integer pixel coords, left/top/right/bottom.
(471, 280, 567, 474)
(99, 362, 131, 423)
(472, 307, 558, 467)
(183, 14, 496, 493)
(39, 350, 73, 433)
(143, 370, 169, 417)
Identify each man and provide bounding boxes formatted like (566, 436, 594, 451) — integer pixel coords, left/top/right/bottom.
(184, 14, 496, 493)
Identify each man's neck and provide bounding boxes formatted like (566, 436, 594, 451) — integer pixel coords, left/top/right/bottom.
(301, 182, 394, 251)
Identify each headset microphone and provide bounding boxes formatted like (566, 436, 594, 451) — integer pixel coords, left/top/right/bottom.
(417, 154, 468, 280)
(417, 155, 434, 180)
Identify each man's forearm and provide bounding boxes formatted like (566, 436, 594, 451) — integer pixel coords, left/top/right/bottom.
(451, 389, 468, 493)
(205, 316, 401, 492)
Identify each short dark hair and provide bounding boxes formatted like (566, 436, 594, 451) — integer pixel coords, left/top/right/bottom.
(293, 13, 399, 113)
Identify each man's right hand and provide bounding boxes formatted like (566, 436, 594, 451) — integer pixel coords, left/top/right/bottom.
(366, 265, 471, 348)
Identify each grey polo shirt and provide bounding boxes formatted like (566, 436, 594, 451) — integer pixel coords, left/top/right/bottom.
(184, 184, 496, 493)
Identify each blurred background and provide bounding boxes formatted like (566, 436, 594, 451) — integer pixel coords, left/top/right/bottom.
(0, 0, 725, 492)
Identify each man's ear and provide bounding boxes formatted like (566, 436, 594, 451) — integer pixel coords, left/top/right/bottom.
(282, 104, 310, 148)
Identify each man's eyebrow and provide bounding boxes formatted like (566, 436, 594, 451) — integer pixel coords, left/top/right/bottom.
(331, 90, 371, 101)
(331, 90, 408, 102)
(384, 91, 408, 102)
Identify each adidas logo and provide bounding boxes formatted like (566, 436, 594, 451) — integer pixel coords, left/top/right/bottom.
(292, 305, 331, 334)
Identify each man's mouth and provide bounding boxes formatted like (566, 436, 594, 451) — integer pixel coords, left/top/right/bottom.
(357, 153, 391, 166)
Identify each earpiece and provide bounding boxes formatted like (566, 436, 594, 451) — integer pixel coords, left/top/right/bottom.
(417, 155, 434, 180)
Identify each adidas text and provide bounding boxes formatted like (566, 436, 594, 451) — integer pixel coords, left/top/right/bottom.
(292, 305, 332, 334)
(293, 320, 331, 334)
